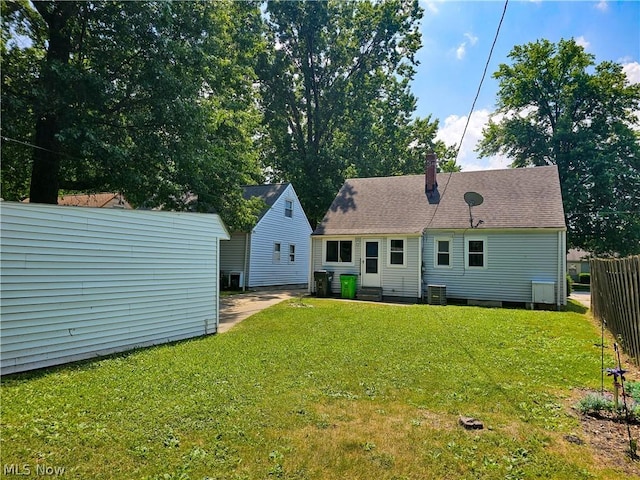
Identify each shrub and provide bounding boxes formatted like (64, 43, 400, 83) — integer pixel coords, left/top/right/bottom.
(579, 273, 591, 284)
(576, 393, 613, 416)
(566, 275, 573, 295)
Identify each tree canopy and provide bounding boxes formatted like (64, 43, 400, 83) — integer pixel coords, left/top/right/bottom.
(1, 0, 264, 230)
(257, 0, 451, 226)
(477, 39, 640, 256)
(2, 0, 459, 229)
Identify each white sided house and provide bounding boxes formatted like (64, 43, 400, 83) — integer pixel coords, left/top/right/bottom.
(0, 202, 229, 375)
(220, 183, 312, 289)
(311, 158, 567, 308)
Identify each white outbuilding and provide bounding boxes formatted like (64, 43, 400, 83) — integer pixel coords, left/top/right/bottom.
(1, 202, 229, 375)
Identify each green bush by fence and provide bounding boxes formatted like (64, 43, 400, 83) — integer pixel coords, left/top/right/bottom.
(591, 255, 640, 365)
(579, 272, 591, 284)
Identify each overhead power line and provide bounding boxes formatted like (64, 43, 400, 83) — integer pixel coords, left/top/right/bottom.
(454, 0, 508, 164)
(427, 0, 509, 230)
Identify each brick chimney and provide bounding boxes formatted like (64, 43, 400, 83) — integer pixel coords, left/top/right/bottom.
(425, 153, 438, 196)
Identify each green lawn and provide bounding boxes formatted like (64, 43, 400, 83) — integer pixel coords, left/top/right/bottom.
(1, 299, 632, 479)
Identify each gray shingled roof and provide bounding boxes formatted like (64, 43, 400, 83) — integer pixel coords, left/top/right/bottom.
(242, 183, 290, 221)
(313, 166, 565, 235)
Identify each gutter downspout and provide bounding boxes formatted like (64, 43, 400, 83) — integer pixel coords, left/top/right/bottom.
(243, 232, 249, 291)
(214, 237, 220, 334)
(558, 230, 566, 306)
(418, 233, 424, 301)
(308, 236, 314, 295)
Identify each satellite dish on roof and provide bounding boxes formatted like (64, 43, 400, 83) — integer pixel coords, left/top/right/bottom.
(464, 191, 484, 207)
(463, 192, 484, 228)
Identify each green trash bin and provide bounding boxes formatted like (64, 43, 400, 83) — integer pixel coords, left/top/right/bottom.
(340, 274, 357, 299)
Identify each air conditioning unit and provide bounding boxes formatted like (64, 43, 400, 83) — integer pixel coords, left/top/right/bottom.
(228, 271, 244, 290)
(427, 284, 446, 305)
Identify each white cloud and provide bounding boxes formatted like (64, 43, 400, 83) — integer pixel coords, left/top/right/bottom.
(574, 36, 590, 50)
(595, 0, 608, 12)
(464, 32, 478, 46)
(623, 61, 640, 84)
(455, 32, 478, 60)
(422, 2, 439, 15)
(436, 109, 511, 171)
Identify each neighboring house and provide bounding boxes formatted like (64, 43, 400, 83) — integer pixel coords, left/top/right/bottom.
(567, 248, 591, 282)
(1, 202, 229, 374)
(220, 183, 312, 289)
(24, 192, 132, 209)
(311, 157, 567, 308)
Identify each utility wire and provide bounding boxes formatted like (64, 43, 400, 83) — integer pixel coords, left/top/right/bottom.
(1, 135, 88, 164)
(426, 0, 509, 230)
(454, 0, 508, 164)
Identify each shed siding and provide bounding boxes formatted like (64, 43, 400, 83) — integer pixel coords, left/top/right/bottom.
(248, 184, 312, 287)
(1, 202, 229, 374)
(220, 233, 248, 274)
(423, 230, 563, 304)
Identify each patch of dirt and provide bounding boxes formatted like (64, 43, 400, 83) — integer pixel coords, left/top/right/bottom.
(569, 402, 639, 477)
(568, 381, 640, 477)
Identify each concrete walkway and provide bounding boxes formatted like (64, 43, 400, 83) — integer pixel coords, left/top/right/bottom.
(217, 288, 306, 333)
(569, 291, 591, 309)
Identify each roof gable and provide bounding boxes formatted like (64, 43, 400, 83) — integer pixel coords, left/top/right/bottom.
(313, 166, 565, 235)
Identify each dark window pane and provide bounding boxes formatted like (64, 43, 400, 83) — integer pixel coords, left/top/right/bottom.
(437, 253, 450, 266)
(391, 252, 403, 265)
(326, 241, 338, 262)
(340, 241, 352, 262)
(469, 240, 484, 253)
(438, 240, 449, 253)
(391, 239, 403, 250)
(366, 242, 378, 257)
(366, 258, 378, 273)
(469, 253, 484, 267)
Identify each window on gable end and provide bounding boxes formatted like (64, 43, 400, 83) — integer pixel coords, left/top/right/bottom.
(285, 199, 293, 218)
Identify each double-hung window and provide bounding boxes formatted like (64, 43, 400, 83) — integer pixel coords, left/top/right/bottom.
(325, 240, 353, 264)
(435, 238, 452, 267)
(284, 200, 293, 218)
(466, 238, 486, 268)
(388, 238, 406, 267)
(289, 244, 296, 263)
(273, 242, 281, 263)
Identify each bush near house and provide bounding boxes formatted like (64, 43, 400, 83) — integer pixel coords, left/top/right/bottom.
(566, 274, 573, 295)
(579, 273, 591, 284)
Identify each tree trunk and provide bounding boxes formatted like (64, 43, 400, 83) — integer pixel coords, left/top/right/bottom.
(29, 2, 78, 204)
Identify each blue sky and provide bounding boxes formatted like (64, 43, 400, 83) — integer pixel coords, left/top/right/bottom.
(411, 0, 640, 171)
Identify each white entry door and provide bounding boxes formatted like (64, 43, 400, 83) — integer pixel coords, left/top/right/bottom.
(361, 239, 381, 287)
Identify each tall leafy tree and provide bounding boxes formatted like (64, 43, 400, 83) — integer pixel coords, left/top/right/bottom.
(1, 0, 264, 230)
(258, 0, 441, 226)
(478, 39, 640, 256)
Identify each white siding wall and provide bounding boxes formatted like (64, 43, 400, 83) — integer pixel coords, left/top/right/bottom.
(381, 236, 421, 298)
(0, 202, 229, 375)
(423, 230, 565, 305)
(310, 236, 421, 299)
(220, 233, 248, 274)
(248, 184, 312, 287)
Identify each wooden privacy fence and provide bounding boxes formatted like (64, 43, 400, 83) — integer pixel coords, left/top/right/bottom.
(591, 255, 640, 365)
